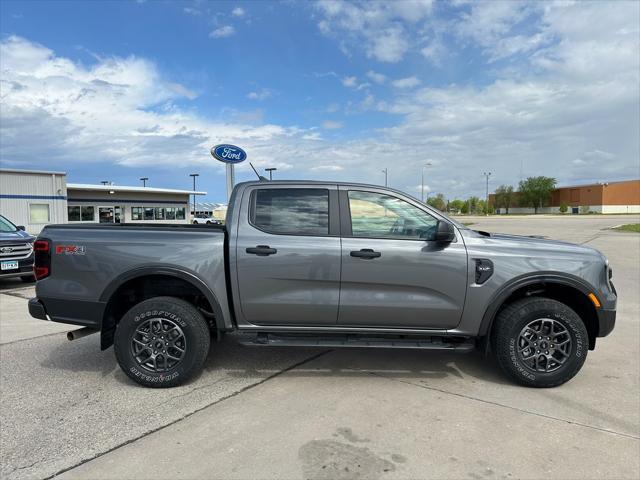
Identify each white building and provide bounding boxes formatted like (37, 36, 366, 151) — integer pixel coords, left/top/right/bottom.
(0, 169, 206, 233)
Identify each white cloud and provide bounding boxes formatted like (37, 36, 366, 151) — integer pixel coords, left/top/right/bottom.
(322, 120, 344, 129)
(391, 76, 421, 89)
(420, 38, 447, 66)
(366, 70, 386, 84)
(341, 76, 357, 88)
(311, 165, 344, 171)
(246, 88, 273, 101)
(231, 7, 245, 17)
(315, 0, 433, 63)
(183, 7, 201, 16)
(209, 25, 235, 39)
(0, 36, 306, 171)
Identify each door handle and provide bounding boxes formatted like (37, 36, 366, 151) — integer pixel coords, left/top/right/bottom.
(246, 245, 278, 256)
(350, 249, 381, 259)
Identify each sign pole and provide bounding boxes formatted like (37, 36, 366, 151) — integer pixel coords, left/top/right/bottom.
(226, 163, 235, 201)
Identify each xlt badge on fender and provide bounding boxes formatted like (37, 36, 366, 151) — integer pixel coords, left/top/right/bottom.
(475, 259, 494, 284)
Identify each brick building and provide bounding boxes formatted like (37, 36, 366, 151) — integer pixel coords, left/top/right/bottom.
(490, 179, 640, 214)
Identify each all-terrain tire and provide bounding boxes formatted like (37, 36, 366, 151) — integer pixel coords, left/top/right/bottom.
(114, 296, 210, 388)
(491, 297, 588, 388)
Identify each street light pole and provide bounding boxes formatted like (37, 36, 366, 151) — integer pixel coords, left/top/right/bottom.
(483, 171, 492, 216)
(140, 177, 148, 187)
(189, 173, 199, 222)
(421, 162, 432, 203)
(265, 168, 277, 180)
(382, 168, 388, 187)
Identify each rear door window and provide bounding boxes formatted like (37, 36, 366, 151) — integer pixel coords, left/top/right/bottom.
(251, 188, 329, 236)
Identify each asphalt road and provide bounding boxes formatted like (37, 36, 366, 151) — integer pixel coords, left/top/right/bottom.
(0, 215, 638, 480)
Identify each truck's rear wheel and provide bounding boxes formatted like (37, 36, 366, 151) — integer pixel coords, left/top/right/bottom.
(114, 296, 210, 388)
(491, 297, 588, 388)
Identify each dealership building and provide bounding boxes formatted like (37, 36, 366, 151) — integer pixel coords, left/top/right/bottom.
(490, 179, 640, 214)
(0, 168, 206, 233)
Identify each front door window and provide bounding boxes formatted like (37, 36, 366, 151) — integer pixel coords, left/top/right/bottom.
(348, 190, 438, 240)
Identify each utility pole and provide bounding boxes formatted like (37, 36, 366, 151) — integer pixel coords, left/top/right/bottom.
(421, 162, 432, 203)
(265, 168, 277, 180)
(382, 168, 388, 187)
(140, 177, 148, 187)
(189, 173, 199, 221)
(483, 171, 492, 216)
(101, 181, 109, 185)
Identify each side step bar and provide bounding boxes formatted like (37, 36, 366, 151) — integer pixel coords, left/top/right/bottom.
(237, 333, 475, 352)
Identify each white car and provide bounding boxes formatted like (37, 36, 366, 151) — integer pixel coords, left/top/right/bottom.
(192, 216, 221, 225)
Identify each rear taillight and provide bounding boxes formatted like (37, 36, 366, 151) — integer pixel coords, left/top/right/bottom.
(34, 239, 51, 280)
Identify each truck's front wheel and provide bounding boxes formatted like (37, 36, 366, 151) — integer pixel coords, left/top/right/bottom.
(491, 297, 588, 388)
(114, 297, 210, 388)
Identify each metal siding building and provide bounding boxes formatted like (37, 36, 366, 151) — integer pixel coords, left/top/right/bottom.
(1, 169, 207, 233)
(0, 169, 67, 233)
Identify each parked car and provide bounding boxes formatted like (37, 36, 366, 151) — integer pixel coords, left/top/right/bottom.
(29, 181, 616, 388)
(0, 214, 35, 282)
(192, 216, 221, 225)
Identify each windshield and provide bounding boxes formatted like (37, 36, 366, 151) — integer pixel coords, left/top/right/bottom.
(0, 215, 18, 233)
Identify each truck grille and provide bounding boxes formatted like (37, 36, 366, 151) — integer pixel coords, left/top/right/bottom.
(0, 243, 33, 260)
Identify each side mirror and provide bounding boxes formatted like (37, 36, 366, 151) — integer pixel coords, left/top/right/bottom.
(434, 221, 455, 243)
(17, 225, 26, 231)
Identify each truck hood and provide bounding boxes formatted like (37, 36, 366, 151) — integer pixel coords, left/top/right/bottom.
(468, 229, 602, 258)
(0, 229, 34, 244)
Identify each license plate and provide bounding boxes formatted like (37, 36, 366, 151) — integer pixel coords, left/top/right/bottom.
(1, 260, 19, 271)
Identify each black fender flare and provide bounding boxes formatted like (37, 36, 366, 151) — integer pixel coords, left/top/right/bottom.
(99, 266, 227, 332)
(478, 272, 599, 338)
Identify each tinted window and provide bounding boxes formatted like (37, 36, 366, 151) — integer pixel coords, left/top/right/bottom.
(81, 206, 95, 221)
(252, 188, 329, 236)
(68, 206, 81, 222)
(348, 191, 438, 240)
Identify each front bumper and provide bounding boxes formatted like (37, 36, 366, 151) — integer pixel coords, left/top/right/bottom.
(597, 308, 616, 337)
(0, 256, 34, 279)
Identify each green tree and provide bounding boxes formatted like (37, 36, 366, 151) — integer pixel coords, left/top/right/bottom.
(465, 196, 481, 214)
(494, 185, 515, 214)
(559, 201, 568, 214)
(518, 176, 557, 214)
(449, 199, 465, 214)
(427, 193, 446, 211)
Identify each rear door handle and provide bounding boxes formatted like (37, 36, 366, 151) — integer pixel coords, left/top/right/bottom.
(246, 245, 277, 256)
(350, 249, 381, 259)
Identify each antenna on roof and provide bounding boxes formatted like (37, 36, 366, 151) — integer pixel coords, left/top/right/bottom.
(249, 162, 269, 181)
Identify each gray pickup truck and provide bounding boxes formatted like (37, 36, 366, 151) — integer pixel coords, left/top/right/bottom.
(29, 181, 616, 388)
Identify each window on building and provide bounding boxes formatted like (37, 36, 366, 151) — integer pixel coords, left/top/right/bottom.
(29, 204, 50, 224)
(176, 208, 185, 220)
(131, 207, 143, 221)
(348, 190, 438, 240)
(165, 208, 176, 220)
(67, 206, 95, 222)
(251, 188, 329, 236)
(154, 207, 165, 220)
(144, 207, 154, 220)
(68, 206, 80, 222)
(82, 206, 94, 221)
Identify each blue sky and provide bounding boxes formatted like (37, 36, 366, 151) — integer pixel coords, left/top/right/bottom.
(1, 0, 638, 203)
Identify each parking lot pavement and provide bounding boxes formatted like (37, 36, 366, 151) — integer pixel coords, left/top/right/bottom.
(1, 215, 639, 480)
(0, 284, 78, 344)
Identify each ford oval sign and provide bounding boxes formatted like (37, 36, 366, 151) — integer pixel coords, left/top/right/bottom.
(211, 144, 247, 164)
